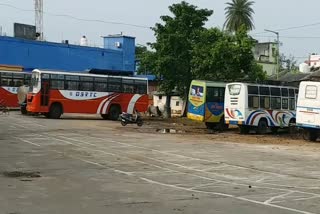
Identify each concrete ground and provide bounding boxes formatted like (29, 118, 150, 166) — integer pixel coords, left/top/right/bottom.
(0, 112, 320, 214)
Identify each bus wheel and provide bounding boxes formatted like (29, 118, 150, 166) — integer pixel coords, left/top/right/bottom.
(257, 119, 268, 134)
(108, 105, 121, 121)
(288, 119, 296, 134)
(205, 122, 216, 130)
(239, 125, 250, 134)
(218, 116, 229, 131)
(49, 103, 63, 119)
(303, 129, 318, 142)
(101, 114, 108, 120)
(271, 127, 278, 134)
(20, 106, 27, 115)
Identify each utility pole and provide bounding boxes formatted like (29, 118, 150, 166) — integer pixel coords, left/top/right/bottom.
(35, 0, 44, 40)
(265, 29, 280, 80)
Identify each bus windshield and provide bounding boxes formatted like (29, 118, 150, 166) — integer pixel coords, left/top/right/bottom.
(29, 72, 40, 92)
(228, 84, 241, 95)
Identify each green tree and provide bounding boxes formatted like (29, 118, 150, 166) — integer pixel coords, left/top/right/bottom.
(135, 46, 156, 75)
(224, 0, 255, 32)
(280, 54, 298, 73)
(147, 1, 213, 117)
(192, 27, 265, 82)
(150, 1, 213, 94)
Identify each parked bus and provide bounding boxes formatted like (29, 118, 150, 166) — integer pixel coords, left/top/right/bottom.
(187, 80, 227, 130)
(296, 81, 320, 141)
(26, 69, 148, 120)
(0, 70, 31, 109)
(225, 82, 298, 134)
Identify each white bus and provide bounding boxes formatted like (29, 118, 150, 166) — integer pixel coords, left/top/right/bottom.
(224, 82, 298, 134)
(296, 81, 320, 141)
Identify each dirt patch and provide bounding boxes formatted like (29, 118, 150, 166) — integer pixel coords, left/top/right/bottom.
(119, 117, 320, 149)
(2, 171, 41, 178)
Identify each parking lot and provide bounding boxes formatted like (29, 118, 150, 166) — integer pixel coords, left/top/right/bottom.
(1, 112, 320, 214)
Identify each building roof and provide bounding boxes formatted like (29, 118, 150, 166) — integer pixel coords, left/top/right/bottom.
(134, 74, 157, 81)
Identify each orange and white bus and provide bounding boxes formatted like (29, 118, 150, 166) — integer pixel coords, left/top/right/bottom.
(0, 70, 31, 108)
(27, 69, 149, 119)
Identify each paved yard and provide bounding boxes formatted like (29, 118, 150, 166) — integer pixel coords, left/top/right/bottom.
(0, 112, 320, 214)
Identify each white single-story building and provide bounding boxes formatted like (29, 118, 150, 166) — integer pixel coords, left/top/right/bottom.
(153, 92, 185, 117)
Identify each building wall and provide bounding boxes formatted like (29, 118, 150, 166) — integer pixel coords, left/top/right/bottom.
(103, 36, 135, 71)
(153, 95, 185, 117)
(0, 36, 135, 72)
(258, 62, 277, 76)
(253, 42, 277, 64)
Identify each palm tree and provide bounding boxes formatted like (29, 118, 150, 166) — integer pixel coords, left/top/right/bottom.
(224, 0, 255, 32)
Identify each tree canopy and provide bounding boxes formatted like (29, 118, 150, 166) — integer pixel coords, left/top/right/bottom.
(139, 1, 265, 97)
(224, 0, 255, 32)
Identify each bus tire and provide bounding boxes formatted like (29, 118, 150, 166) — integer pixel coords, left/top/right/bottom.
(239, 125, 250, 134)
(288, 118, 296, 134)
(205, 122, 216, 130)
(101, 114, 108, 120)
(218, 116, 229, 131)
(257, 119, 268, 135)
(108, 105, 121, 121)
(20, 106, 27, 115)
(49, 103, 63, 119)
(271, 127, 278, 134)
(303, 129, 318, 142)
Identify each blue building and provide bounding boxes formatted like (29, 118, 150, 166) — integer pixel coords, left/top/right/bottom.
(0, 34, 136, 73)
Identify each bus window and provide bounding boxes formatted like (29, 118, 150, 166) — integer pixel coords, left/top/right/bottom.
(259, 86, 270, 95)
(271, 87, 281, 96)
(228, 84, 241, 95)
(94, 77, 108, 92)
(14, 79, 23, 87)
(135, 80, 148, 94)
(51, 74, 65, 80)
(248, 86, 259, 108)
(282, 98, 289, 109)
(289, 89, 295, 97)
(80, 82, 94, 91)
(13, 73, 24, 79)
(289, 98, 295, 110)
(123, 79, 135, 93)
(248, 96, 259, 108)
(51, 80, 64, 89)
(94, 82, 108, 92)
(281, 88, 288, 97)
(206, 87, 224, 102)
(271, 97, 281, 109)
(65, 81, 79, 90)
(24, 74, 31, 85)
(108, 77, 122, 92)
(260, 96, 270, 109)
(305, 85, 317, 99)
(1, 78, 10, 86)
(248, 86, 259, 94)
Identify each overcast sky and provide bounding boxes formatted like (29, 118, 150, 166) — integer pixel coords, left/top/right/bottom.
(0, 0, 319, 62)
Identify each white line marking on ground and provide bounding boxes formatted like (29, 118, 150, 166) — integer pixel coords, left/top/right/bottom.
(15, 136, 316, 214)
(50, 135, 320, 200)
(264, 191, 294, 204)
(14, 137, 41, 147)
(141, 178, 315, 214)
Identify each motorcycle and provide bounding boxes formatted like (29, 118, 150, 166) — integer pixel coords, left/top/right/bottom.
(120, 112, 143, 127)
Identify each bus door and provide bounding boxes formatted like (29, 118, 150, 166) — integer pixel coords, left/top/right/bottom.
(40, 80, 50, 106)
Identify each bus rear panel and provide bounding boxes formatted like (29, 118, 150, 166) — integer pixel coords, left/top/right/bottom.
(0, 71, 31, 108)
(296, 81, 320, 141)
(187, 80, 226, 128)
